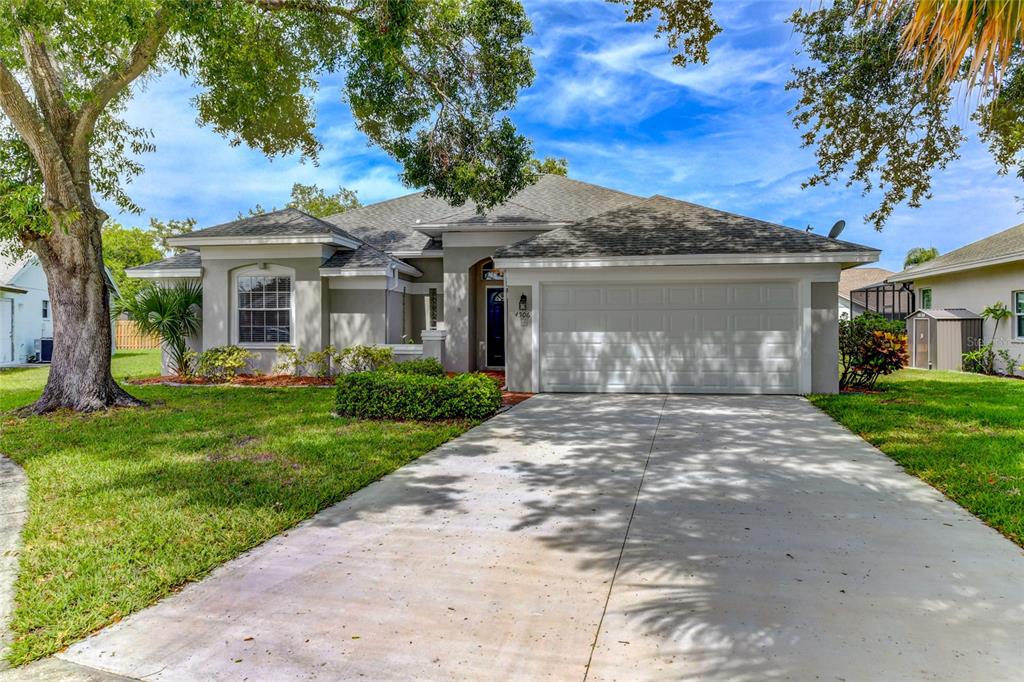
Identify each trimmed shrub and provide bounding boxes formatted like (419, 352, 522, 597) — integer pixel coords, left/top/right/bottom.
(273, 344, 307, 375)
(195, 345, 254, 381)
(336, 371, 501, 421)
(839, 313, 908, 390)
(385, 357, 446, 378)
(336, 344, 394, 374)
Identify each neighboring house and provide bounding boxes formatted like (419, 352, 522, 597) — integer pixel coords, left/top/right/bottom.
(889, 223, 1024, 376)
(838, 267, 895, 318)
(0, 253, 120, 365)
(128, 175, 879, 394)
(0, 254, 52, 364)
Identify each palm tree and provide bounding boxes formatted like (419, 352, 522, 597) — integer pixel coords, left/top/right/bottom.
(904, 246, 940, 268)
(867, 0, 1023, 92)
(115, 283, 203, 376)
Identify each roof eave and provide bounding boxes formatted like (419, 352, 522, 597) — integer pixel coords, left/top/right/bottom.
(126, 268, 203, 279)
(888, 251, 1024, 282)
(494, 251, 880, 269)
(320, 261, 422, 278)
(167, 234, 361, 249)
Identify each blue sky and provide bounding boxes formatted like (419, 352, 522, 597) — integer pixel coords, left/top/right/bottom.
(113, 0, 1023, 272)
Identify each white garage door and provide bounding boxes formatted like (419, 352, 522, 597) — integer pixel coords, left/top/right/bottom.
(540, 282, 799, 393)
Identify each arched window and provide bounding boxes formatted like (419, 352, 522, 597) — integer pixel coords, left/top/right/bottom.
(233, 265, 294, 345)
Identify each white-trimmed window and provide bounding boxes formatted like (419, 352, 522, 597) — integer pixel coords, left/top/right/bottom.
(42, 300, 49, 319)
(235, 267, 293, 344)
(1015, 291, 1024, 339)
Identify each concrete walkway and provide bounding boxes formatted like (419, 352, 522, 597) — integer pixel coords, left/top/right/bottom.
(0, 456, 27, 671)
(12, 395, 1024, 681)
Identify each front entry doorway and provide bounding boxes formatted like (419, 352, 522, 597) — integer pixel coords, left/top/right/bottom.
(486, 287, 505, 367)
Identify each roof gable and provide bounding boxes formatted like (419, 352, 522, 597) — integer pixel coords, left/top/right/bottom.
(495, 195, 878, 260)
(893, 223, 1024, 280)
(169, 208, 363, 245)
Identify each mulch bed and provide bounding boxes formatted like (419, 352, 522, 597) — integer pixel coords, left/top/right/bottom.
(129, 370, 536, 408)
(130, 374, 333, 387)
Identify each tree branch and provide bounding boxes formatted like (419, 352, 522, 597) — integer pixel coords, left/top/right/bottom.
(19, 28, 73, 139)
(245, 0, 358, 20)
(0, 56, 77, 207)
(70, 9, 171, 166)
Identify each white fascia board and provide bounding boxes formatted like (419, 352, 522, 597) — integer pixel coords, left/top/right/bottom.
(494, 251, 879, 270)
(414, 222, 570, 237)
(320, 267, 390, 277)
(168, 233, 362, 249)
(321, 262, 423, 278)
(0, 284, 28, 294)
(127, 268, 202, 279)
(887, 251, 1024, 282)
(388, 249, 444, 258)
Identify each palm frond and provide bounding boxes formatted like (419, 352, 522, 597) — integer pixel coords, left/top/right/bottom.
(866, 0, 1024, 92)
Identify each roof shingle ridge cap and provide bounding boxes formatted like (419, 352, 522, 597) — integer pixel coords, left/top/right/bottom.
(646, 195, 878, 251)
(542, 174, 644, 200)
(320, 190, 432, 223)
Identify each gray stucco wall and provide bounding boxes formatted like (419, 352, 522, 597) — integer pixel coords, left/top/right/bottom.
(443, 246, 496, 372)
(811, 281, 839, 394)
(200, 256, 327, 373)
(329, 289, 386, 349)
(504, 285, 532, 392)
(404, 257, 443, 283)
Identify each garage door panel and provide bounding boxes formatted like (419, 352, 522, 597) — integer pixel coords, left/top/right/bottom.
(541, 283, 799, 394)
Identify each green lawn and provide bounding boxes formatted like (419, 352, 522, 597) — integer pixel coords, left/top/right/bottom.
(0, 350, 472, 665)
(810, 369, 1024, 547)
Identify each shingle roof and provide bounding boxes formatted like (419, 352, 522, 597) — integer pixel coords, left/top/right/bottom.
(321, 174, 641, 250)
(320, 244, 402, 270)
(839, 267, 895, 299)
(913, 308, 982, 320)
(176, 208, 363, 242)
(127, 252, 201, 272)
(495, 195, 878, 259)
(320, 194, 452, 252)
(893, 223, 1024, 280)
(423, 175, 640, 226)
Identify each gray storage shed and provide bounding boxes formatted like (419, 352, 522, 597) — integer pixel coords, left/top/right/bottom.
(907, 309, 984, 371)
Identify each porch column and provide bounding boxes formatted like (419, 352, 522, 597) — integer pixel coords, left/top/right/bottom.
(442, 246, 495, 373)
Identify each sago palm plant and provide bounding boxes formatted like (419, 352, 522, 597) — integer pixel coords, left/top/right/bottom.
(115, 282, 203, 376)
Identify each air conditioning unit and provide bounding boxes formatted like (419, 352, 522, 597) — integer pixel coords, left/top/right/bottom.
(34, 337, 53, 363)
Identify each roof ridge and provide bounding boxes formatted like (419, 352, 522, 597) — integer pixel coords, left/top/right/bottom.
(639, 195, 876, 251)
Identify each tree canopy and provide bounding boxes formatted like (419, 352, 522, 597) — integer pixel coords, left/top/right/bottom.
(530, 156, 568, 176)
(101, 222, 164, 301)
(788, 0, 1024, 229)
(904, 246, 940, 268)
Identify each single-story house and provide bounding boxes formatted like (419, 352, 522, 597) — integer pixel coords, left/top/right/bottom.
(1, 254, 53, 364)
(128, 175, 880, 393)
(1, 254, 120, 365)
(838, 267, 895, 318)
(889, 222, 1024, 376)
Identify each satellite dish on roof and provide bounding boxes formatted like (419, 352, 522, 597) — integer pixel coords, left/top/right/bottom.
(827, 219, 846, 239)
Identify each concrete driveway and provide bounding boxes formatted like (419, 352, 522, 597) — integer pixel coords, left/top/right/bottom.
(36, 395, 1024, 681)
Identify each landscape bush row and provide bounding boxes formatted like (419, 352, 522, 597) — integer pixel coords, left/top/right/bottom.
(336, 369, 502, 421)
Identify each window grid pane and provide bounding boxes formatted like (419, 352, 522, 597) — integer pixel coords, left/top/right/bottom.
(1015, 291, 1024, 314)
(237, 275, 290, 344)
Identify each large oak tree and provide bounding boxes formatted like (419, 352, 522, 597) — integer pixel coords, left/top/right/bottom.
(0, 0, 536, 413)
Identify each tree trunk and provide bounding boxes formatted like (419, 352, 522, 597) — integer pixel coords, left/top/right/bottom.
(25, 210, 144, 414)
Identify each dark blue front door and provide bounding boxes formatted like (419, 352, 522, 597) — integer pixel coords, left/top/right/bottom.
(486, 288, 505, 367)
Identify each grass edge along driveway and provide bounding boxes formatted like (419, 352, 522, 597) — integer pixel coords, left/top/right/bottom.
(0, 350, 473, 665)
(810, 369, 1024, 548)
